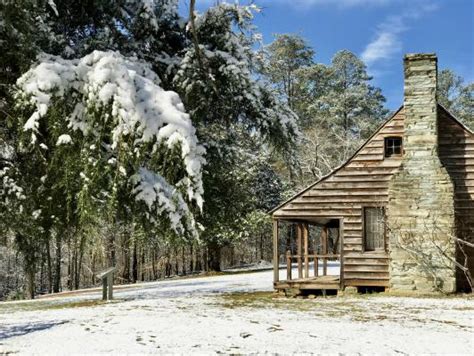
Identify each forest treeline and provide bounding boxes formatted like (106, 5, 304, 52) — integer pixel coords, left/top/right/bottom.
(1, 1, 472, 300)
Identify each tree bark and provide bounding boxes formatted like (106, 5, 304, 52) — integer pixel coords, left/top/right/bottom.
(132, 239, 138, 283)
(189, 243, 194, 273)
(53, 234, 61, 293)
(75, 233, 86, 290)
(174, 247, 179, 275)
(140, 249, 145, 281)
(107, 233, 116, 268)
(122, 237, 130, 283)
(195, 246, 202, 272)
(26, 266, 35, 299)
(45, 238, 52, 293)
(181, 246, 186, 276)
(207, 241, 222, 272)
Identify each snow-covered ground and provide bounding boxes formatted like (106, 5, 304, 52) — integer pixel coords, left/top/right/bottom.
(0, 266, 473, 355)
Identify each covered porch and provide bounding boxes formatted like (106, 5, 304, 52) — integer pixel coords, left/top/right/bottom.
(272, 217, 344, 294)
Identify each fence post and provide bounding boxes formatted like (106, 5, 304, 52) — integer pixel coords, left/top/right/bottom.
(102, 278, 108, 300)
(97, 266, 116, 301)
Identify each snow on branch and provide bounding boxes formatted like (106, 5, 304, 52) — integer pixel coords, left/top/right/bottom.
(131, 167, 197, 236)
(16, 50, 205, 236)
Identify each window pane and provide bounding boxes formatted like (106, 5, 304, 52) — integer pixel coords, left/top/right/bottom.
(364, 207, 385, 251)
(385, 137, 402, 157)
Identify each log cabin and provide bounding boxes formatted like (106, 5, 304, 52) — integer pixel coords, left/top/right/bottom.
(270, 53, 474, 294)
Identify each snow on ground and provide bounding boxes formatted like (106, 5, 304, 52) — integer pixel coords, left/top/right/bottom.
(0, 265, 473, 355)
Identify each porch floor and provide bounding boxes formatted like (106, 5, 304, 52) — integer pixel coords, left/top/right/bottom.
(274, 275, 340, 291)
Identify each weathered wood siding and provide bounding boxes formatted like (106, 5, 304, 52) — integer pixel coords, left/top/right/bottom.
(438, 106, 474, 291)
(273, 108, 406, 287)
(273, 106, 474, 289)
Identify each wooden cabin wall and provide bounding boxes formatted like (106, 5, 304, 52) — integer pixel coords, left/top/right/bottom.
(273, 106, 473, 289)
(438, 107, 474, 291)
(274, 108, 406, 287)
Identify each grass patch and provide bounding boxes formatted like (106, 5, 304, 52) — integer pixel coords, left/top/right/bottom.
(218, 291, 362, 315)
(0, 298, 120, 314)
(216, 291, 473, 329)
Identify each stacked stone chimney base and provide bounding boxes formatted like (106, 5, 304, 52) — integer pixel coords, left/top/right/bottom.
(387, 54, 456, 293)
(388, 163, 456, 293)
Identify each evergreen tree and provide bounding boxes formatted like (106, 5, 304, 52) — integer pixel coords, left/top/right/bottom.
(174, 3, 298, 270)
(297, 50, 387, 185)
(263, 34, 314, 115)
(1, 1, 298, 294)
(438, 69, 474, 130)
(0, 1, 200, 297)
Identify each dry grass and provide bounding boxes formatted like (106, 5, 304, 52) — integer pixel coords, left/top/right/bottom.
(0, 299, 119, 314)
(217, 291, 474, 329)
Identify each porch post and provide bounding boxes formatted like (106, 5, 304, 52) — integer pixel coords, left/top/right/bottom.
(297, 223, 303, 279)
(322, 226, 328, 276)
(273, 219, 279, 284)
(303, 223, 309, 278)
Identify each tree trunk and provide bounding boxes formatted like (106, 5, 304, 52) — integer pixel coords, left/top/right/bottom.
(230, 246, 235, 267)
(140, 249, 145, 281)
(195, 246, 202, 272)
(122, 240, 130, 283)
(174, 247, 179, 275)
(107, 233, 116, 267)
(132, 239, 138, 283)
(207, 241, 221, 272)
(151, 250, 156, 280)
(39, 254, 45, 293)
(181, 246, 186, 276)
(53, 234, 61, 293)
(189, 243, 194, 273)
(165, 251, 171, 277)
(46, 239, 52, 293)
(91, 252, 96, 285)
(26, 266, 35, 299)
(70, 242, 77, 290)
(75, 233, 86, 290)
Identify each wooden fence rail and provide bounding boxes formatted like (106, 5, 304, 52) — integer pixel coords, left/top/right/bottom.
(283, 252, 339, 281)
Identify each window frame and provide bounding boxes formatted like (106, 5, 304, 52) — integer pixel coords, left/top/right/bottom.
(384, 136, 403, 158)
(362, 206, 387, 252)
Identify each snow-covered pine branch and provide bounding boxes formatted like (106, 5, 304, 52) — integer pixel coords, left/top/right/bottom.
(15, 50, 205, 237)
(175, 3, 299, 152)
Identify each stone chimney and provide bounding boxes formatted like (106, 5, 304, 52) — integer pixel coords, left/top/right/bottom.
(387, 54, 456, 293)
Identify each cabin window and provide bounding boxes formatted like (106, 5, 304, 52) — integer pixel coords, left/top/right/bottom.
(364, 207, 385, 251)
(384, 137, 403, 157)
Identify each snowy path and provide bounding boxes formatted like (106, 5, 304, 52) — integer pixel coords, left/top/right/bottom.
(0, 266, 473, 355)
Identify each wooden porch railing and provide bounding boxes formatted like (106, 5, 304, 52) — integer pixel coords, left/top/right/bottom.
(283, 251, 339, 281)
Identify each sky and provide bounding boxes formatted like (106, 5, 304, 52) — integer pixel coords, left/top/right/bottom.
(180, 0, 474, 110)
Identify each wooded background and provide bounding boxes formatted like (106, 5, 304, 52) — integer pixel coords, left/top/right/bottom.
(1, 0, 472, 300)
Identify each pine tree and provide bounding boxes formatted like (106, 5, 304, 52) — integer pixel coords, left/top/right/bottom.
(438, 69, 474, 130)
(0, 1, 201, 297)
(174, 3, 298, 270)
(263, 34, 314, 114)
(297, 50, 387, 185)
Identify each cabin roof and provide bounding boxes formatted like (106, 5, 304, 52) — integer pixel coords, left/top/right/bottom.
(269, 104, 472, 216)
